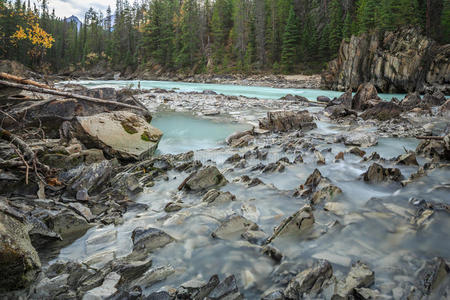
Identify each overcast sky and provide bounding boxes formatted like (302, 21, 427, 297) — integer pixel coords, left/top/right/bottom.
(31, 0, 116, 19)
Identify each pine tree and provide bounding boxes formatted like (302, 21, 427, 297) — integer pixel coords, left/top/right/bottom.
(356, 0, 379, 34)
(343, 12, 352, 40)
(280, 7, 299, 73)
(441, 0, 450, 44)
(329, 0, 343, 56)
(380, 0, 395, 31)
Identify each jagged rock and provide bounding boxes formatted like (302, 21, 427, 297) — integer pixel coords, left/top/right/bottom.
(129, 227, 175, 259)
(314, 150, 326, 165)
(0, 211, 41, 292)
(180, 166, 228, 192)
(423, 91, 446, 107)
(72, 111, 162, 161)
(415, 257, 450, 295)
(177, 275, 220, 300)
(48, 210, 92, 238)
(226, 129, 254, 146)
(416, 135, 450, 161)
(332, 89, 353, 108)
(82, 272, 121, 300)
(259, 111, 316, 132)
(335, 152, 344, 160)
(263, 161, 286, 173)
(400, 93, 422, 110)
(202, 189, 235, 204)
(224, 153, 242, 164)
(266, 205, 314, 243)
(131, 265, 175, 288)
(348, 147, 366, 157)
(164, 202, 183, 213)
(439, 99, 450, 116)
(284, 260, 333, 299)
(395, 152, 419, 166)
(208, 275, 243, 300)
(112, 258, 153, 283)
(211, 215, 258, 240)
(295, 169, 342, 205)
(60, 160, 115, 196)
(354, 287, 381, 299)
(261, 289, 285, 300)
(360, 102, 403, 121)
(332, 262, 375, 300)
(352, 83, 381, 111)
(322, 27, 449, 93)
(362, 163, 404, 183)
(325, 104, 358, 120)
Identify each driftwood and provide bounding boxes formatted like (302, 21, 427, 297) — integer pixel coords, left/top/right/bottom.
(416, 136, 445, 140)
(0, 79, 147, 112)
(0, 72, 51, 89)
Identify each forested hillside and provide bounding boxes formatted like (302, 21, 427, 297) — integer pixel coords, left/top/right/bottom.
(1, 0, 449, 74)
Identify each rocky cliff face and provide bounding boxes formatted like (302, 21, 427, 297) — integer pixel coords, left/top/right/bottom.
(322, 27, 450, 94)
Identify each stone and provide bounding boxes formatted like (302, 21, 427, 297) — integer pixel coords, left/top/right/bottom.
(360, 102, 403, 121)
(415, 257, 450, 295)
(211, 215, 258, 240)
(352, 83, 381, 111)
(226, 129, 254, 146)
(261, 245, 283, 263)
(362, 163, 404, 183)
(439, 99, 450, 116)
(335, 152, 344, 160)
(423, 91, 446, 106)
(208, 275, 242, 300)
(311, 181, 343, 205)
(180, 166, 228, 192)
(164, 202, 183, 213)
(224, 154, 242, 164)
(113, 258, 153, 283)
(341, 132, 378, 147)
(49, 210, 92, 238)
(284, 260, 333, 299)
(0, 211, 41, 292)
(73, 111, 162, 161)
(400, 93, 422, 110)
(332, 261, 375, 300)
(395, 152, 419, 166)
(266, 205, 314, 243)
(131, 266, 175, 288)
(317, 96, 331, 103)
(202, 189, 235, 204)
(354, 287, 381, 299)
(348, 147, 366, 157)
(326, 105, 358, 120)
(82, 272, 121, 300)
(324, 202, 347, 216)
(314, 150, 326, 165)
(130, 227, 175, 259)
(259, 111, 317, 132)
(68, 202, 94, 222)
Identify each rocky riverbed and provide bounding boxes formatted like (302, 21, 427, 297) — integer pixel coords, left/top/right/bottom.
(0, 79, 449, 299)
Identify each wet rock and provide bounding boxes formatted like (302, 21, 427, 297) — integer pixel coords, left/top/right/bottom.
(130, 227, 175, 259)
(61, 160, 115, 196)
(224, 153, 242, 164)
(363, 152, 381, 162)
(340, 132, 378, 147)
(241, 229, 267, 245)
(266, 205, 314, 243)
(261, 245, 283, 263)
(295, 169, 342, 205)
(259, 111, 316, 132)
(439, 99, 450, 116)
(362, 163, 404, 183)
(208, 275, 243, 300)
(395, 152, 419, 166)
(415, 257, 450, 295)
(179, 166, 228, 192)
(226, 129, 254, 147)
(73, 111, 162, 161)
(348, 147, 366, 157)
(333, 89, 353, 108)
(324, 202, 348, 216)
(317, 96, 331, 103)
(82, 272, 121, 300)
(294, 154, 304, 163)
(416, 135, 450, 161)
(113, 258, 153, 283)
(164, 202, 183, 213)
(182, 274, 221, 300)
(360, 101, 403, 121)
(0, 211, 41, 292)
(332, 261, 375, 300)
(335, 152, 344, 160)
(423, 91, 446, 107)
(263, 161, 286, 173)
(354, 287, 381, 299)
(131, 265, 175, 288)
(211, 214, 258, 240)
(352, 83, 381, 111)
(326, 105, 358, 120)
(314, 150, 326, 165)
(68, 202, 94, 222)
(202, 189, 235, 205)
(261, 289, 286, 300)
(48, 210, 92, 238)
(284, 260, 333, 299)
(400, 93, 422, 110)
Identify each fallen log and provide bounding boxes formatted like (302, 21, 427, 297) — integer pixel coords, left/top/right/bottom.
(0, 72, 51, 89)
(416, 136, 445, 140)
(0, 80, 147, 112)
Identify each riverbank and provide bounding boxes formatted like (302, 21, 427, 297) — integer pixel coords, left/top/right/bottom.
(1, 76, 449, 299)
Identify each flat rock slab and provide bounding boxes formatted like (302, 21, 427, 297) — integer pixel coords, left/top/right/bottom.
(74, 111, 162, 161)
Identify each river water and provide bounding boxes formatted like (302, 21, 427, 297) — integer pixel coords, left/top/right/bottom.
(50, 81, 449, 298)
(70, 79, 407, 101)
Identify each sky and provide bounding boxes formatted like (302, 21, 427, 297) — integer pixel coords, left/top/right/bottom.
(31, 0, 116, 19)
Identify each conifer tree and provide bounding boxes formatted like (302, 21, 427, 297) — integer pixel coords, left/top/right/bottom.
(280, 7, 299, 73)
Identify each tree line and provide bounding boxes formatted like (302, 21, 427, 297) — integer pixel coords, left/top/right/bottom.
(1, 0, 449, 75)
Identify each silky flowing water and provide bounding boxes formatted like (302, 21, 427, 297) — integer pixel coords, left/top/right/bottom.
(48, 81, 450, 298)
(68, 79, 407, 101)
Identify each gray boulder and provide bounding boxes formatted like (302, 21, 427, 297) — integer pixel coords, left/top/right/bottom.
(179, 166, 228, 192)
(259, 111, 316, 132)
